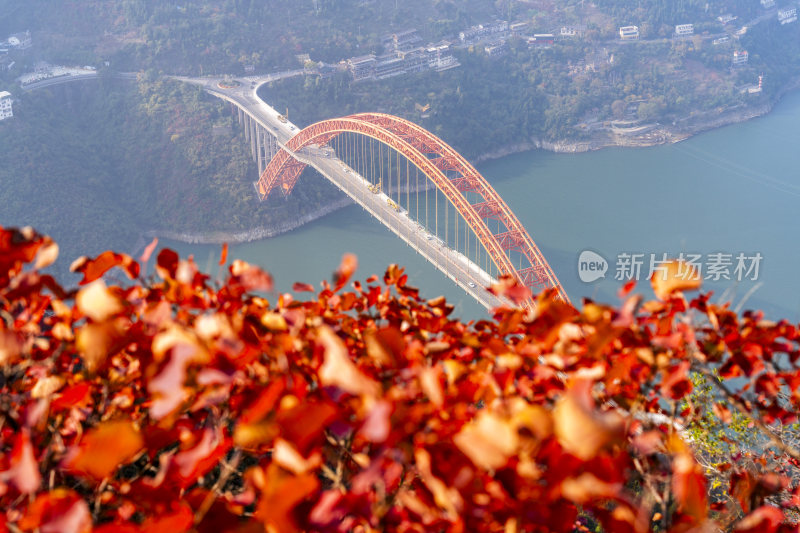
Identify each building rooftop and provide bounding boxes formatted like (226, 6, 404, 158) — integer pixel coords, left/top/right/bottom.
(0, 91, 11, 98)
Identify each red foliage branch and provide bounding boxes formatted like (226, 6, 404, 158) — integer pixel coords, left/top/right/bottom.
(1, 226, 799, 533)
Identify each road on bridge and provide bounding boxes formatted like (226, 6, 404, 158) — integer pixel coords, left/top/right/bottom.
(178, 73, 514, 310)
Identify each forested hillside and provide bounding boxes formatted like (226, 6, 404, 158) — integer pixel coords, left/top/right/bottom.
(2, 0, 800, 271)
(0, 77, 338, 277)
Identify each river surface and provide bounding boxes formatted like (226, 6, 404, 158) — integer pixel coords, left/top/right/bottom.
(166, 91, 800, 321)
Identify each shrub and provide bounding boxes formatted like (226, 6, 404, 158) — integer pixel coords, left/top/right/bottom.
(1, 226, 799, 532)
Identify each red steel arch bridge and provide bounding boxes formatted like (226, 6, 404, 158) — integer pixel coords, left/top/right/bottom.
(176, 74, 569, 310)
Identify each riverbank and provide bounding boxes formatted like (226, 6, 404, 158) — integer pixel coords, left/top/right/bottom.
(476, 80, 800, 160)
(143, 196, 353, 245)
(151, 82, 800, 246)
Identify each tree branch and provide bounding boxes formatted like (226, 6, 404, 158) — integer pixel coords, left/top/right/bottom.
(692, 364, 800, 464)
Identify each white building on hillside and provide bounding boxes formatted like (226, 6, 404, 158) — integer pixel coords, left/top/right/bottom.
(0, 92, 13, 120)
(675, 24, 694, 36)
(619, 26, 640, 40)
(779, 8, 797, 24)
(761, 0, 775, 8)
(732, 50, 749, 66)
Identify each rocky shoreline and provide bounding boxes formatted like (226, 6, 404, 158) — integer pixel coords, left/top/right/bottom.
(151, 85, 798, 246)
(144, 197, 353, 245)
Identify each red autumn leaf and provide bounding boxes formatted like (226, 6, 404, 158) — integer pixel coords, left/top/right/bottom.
(5, 429, 41, 494)
(64, 420, 144, 480)
(156, 248, 179, 279)
(219, 242, 229, 265)
(0, 226, 48, 280)
(278, 400, 338, 453)
(660, 360, 692, 400)
(148, 345, 192, 420)
(488, 274, 532, 305)
(6, 227, 800, 532)
(333, 253, 357, 291)
(358, 400, 392, 443)
(140, 502, 195, 533)
(50, 382, 91, 412)
(69, 250, 140, 285)
(672, 452, 708, 522)
(18, 489, 91, 533)
(731, 471, 758, 514)
(734, 505, 784, 533)
(230, 259, 273, 292)
(292, 282, 315, 292)
(94, 524, 140, 533)
(170, 427, 232, 488)
(239, 378, 285, 425)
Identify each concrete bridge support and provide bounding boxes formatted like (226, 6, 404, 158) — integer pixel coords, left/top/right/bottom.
(235, 108, 281, 176)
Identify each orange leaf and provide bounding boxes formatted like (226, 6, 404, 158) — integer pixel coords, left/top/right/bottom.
(650, 259, 701, 300)
(256, 464, 319, 533)
(553, 379, 624, 460)
(219, 242, 229, 266)
(333, 253, 357, 291)
(66, 420, 144, 480)
(672, 452, 708, 522)
(18, 489, 91, 533)
(70, 250, 140, 285)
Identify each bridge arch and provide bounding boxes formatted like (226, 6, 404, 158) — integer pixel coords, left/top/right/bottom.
(256, 114, 569, 306)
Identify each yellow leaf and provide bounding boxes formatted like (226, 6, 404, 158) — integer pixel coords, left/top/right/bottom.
(76, 280, 122, 322)
(651, 259, 702, 300)
(34, 242, 59, 269)
(454, 411, 518, 471)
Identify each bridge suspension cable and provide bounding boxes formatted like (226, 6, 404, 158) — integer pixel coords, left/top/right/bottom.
(255, 113, 569, 308)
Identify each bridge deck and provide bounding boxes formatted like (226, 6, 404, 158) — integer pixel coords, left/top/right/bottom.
(176, 74, 514, 310)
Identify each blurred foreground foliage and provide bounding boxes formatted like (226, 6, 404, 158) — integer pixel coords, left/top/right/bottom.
(2, 226, 800, 532)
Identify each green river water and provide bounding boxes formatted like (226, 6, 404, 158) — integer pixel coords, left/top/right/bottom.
(166, 91, 800, 320)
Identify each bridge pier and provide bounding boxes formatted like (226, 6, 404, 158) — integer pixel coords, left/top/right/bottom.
(233, 107, 283, 181)
(257, 127, 264, 173)
(250, 117, 257, 160)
